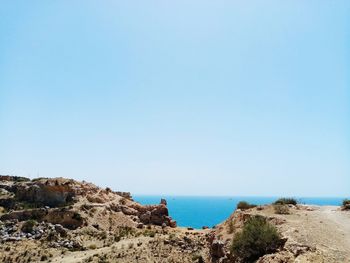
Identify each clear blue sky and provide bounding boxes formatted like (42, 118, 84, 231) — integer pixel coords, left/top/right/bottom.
(1, 1, 349, 196)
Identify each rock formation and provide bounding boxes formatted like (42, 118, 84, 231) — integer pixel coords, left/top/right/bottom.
(0, 175, 349, 263)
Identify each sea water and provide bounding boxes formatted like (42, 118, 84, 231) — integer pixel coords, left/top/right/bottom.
(133, 196, 345, 229)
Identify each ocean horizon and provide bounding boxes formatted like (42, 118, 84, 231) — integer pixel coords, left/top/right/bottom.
(134, 195, 346, 229)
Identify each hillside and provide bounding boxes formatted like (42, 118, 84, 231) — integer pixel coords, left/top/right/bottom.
(0, 175, 349, 262)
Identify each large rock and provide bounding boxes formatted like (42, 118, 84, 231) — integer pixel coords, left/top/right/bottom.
(0, 208, 84, 230)
(0, 175, 30, 182)
(133, 203, 176, 227)
(210, 239, 225, 259)
(12, 179, 77, 207)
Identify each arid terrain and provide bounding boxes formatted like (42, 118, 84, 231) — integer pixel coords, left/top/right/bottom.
(0, 175, 349, 263)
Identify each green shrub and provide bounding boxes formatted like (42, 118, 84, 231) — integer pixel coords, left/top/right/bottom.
(230, 216, 282, 262)
(21, 220, 37, 233)
(192, 253, 204, 262)
(88, 244, 97, 250)
(228, 220, 234, 234)
(114, 226, 135, 242)
(142, 229, 156, 237)
(342, 199, 350, 210)
(236, 201, 257, 210)
(274, 198, 297, 206)
(72, 212, 83, 221)
(274, 205, 290, 215)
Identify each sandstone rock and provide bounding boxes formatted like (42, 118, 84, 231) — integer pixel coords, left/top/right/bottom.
(169, 220, 177, 228)
(109, 203, 121, 212)
(121, 206, 138, 216)
(139, 211, 151, 224)
(256, 251, 293, 263)
(210, 239, 225, 259)
(286, 242, 314, 257)
(54, 224, 67, 237)
(137, 204, 176, 227)
(0, 175, 30, 182)
(9, 179, 78, 207)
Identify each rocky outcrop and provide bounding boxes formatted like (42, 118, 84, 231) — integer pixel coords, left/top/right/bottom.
(0, 175, 30, 182)
(10, 179, 78, 207)
(0, 208, 84, 229)
(130, 203, 177, 227)
(160, 198, 167, 206)
(115, 191, 132, 200)
(0, 176, 176, 230)
(210, 239, 225, 259)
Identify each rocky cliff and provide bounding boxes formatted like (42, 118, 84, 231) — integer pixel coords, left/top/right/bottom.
(0, 175, 349, 263)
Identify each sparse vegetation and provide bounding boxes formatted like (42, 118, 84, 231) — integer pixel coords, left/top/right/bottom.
(236, 201, 257, 210)
(192, 253, 204, 262)
(228, 219, 235, 234)
(342, 199, 350, 210)
(274, 204, 290, 215)
(21, 219, 37, 233)
(230, 216, 282, 262)
(142, 229, 156, 237)
(274, 198, 297, 206)
(113, 226, 135, 242)
(88, 244, 97, 250)
(72, 212, 83, 221)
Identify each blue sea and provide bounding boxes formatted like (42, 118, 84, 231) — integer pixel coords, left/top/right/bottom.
(134, 196, 346, 229)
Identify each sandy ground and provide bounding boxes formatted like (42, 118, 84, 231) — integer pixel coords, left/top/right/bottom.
(276, 205, 350, 262)
(302, 206, 350, 261)
(216, 205, 350, 263)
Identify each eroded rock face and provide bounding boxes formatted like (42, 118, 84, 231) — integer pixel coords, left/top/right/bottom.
(0, 175, 30, 182)
(160, 198, 167, 206)
(12, 180, 77, 207)
(131, 203, 177, 227)
(210, 239, 225, 259)
(0, 208, 84, 230)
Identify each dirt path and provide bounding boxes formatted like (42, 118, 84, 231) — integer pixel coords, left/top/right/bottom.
(316, 206, 350, 252)
(287, 206, 350, 262)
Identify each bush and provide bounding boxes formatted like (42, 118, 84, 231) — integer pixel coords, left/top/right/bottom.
(142, 229, 156, 237)
(274, 198, 297, 206)
(192, 253, 204, 262)
(114, 226, 135, 242)
(230, 216, 282, 262)
(236, 201, 257, 211)
(274, 205, 290, 215)
(88, 244, 97, 250)
(21, 220, 37, 233)
(342, 199, 350, 210)
(72, 212, 83, 221)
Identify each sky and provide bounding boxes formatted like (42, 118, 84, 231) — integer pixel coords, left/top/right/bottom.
(0, 1, 349, 196)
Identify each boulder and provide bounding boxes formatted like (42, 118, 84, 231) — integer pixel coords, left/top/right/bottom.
(121, 206, 138, 216)
(160, 198, 167, 206)
(11, 179, 77, 207)
(210, 239, 225, 259)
